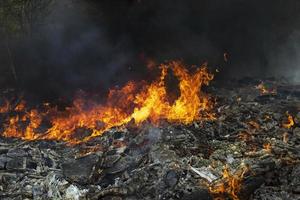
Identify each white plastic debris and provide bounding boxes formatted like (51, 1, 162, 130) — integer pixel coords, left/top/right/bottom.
(47, 173, 68, 199)
(65, 185, 87, 200)
(226, 154, 235, 164)
(190, 166, 218, 183)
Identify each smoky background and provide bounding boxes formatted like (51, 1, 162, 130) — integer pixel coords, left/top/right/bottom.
(0, 0, 300, 101)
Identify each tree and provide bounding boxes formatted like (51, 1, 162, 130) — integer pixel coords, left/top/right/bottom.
(0, 0, 54, 82)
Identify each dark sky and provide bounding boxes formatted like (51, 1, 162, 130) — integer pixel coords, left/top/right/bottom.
(1, 0, 300, 100)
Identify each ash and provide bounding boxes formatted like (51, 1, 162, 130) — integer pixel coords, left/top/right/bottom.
(0, 79, 300, 200)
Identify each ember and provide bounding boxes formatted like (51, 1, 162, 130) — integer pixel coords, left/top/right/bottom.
(282, 112, 295, 129)
(263, 143, 272, 153)
(255, 81, 277, 95)
(209, 164, 249, 200)
(0, 100, 9, 113)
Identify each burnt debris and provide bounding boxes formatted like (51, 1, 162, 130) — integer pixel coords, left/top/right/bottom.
(0, 78, 300, 200)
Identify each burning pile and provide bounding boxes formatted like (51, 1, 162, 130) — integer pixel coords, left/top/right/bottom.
(0, 61, 214, 144)
(1, 61, 300, 200)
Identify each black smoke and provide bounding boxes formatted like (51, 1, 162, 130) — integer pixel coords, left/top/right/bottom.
(0, 0, 300, 101)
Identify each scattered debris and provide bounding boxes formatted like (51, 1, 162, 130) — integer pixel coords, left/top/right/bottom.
(0, 78, 300, 200)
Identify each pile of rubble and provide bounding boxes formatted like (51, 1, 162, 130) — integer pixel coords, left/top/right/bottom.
(0, 79, 300, 200)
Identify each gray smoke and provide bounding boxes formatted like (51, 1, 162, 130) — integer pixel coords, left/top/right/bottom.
(0, 0, 300, 101)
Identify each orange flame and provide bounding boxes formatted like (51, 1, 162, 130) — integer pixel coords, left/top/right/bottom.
(0, 100, 10, 113)
(209, 165, 248, 200)
(0, 61, 214, 144)
(15, 100, 26, 111)
(263, 143, 272, 153)
(238, 131, 252, 142)
(282, 112, 294, 129)
(247, 120, 260, 130)
(255, 82, 276, 95)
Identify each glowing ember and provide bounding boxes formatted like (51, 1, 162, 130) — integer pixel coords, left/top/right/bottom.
(0, 100, 10, 113)
(209, 165, 248, 200)
(0, 61, 214, 144)
(282, 112, 295, 129)
(77, 145, 103, 158)
(247, 120, 260, 130)
(263, 143, 272, 153)
(15, 100, 26, 111)
(238, 131, 252, 142)
(255, 81, 277, 95)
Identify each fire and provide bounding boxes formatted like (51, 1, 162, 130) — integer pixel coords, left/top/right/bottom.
(255, 81, 276, 95)
(0, 61, 214, 143)
(263, 143, 272, 153)
(238, 131, 252, 142)
(2, 102, 44, 140)
(15, 100, 26, 111)
(209, 165, 248, 200)
(0, 100, 10, 113)
(247, 120, 260, 130)
(282, 112, 294, 129)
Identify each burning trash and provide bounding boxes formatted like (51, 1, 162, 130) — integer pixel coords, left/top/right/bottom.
(0, 1, 300, 200)
(1, 66, 300, 200)
(0, 61, 214, 144)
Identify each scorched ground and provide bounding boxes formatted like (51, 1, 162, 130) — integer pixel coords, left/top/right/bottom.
(0, 62, 299, 200)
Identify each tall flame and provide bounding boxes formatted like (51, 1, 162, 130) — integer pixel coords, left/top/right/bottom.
(0, 61, 214, 144)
